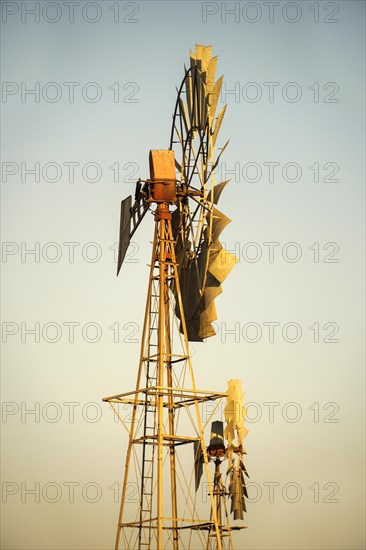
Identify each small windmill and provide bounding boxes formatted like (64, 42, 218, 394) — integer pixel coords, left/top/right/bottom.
(104, 44, 249, 550)
(194, 381, 249, 529)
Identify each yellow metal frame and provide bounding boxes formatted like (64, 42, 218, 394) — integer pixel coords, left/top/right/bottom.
(103, 204, 238, 549)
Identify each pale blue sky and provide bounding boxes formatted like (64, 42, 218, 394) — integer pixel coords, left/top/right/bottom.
(1, 1, 365, 549)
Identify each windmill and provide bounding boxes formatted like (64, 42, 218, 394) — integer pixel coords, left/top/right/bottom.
(103, 44, 249, 550)
(194, 380, 249, 531)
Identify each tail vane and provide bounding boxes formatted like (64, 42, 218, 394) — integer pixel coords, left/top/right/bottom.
(193, 440, 204, 492)
(117, 189, 149, 275)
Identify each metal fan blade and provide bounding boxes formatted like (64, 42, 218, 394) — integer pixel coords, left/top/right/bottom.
(199, 71, 208, 131)
(229, 469, 241, 517)
(209, 75, 223, 120)
(200, 299, 217, 325)
(201, 45, 213, 74)
(224, 380, 249, 447)
(194, 66, 204, 131)
(176, 266, 201, 319)
(207, 180, 230, 205)
(197, 285, 222, 340)
(182, 319, 203, 342)
(186, 45, 214, 134)
(225, 421, 235, 449)
(117, 193, 148, 275)
(178, 97, 189, 135)
(174, 235, 237, 341)
(204, 278, 223, 303)
(185, 71, 193, 129)
(176, 262, 219, 342)
(240, 459, 249, 508)
(241, 460, 250, 478)
(212, 104, 227, 147)
(206, 55, 218, 95)
(207, 139, 230, 177)
(228, 461, 247, 520)
(198, 322, 216, 340)
(210, 207, 231, 242)
(208, 245, 238, 284)
(241, 466, 249, 498)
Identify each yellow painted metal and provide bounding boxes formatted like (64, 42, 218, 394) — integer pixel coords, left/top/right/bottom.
(113, 223, 158, 550)
(107, 210, 229, 548)
(209, 247, 238, 285)
(224, 380, 248, 447)
(209, 75, 223, 120)
(212, 104, 227, 147)
(157, 214, 165, 549)
(206, 56, 218, 94)
(201, 45, 213, 74)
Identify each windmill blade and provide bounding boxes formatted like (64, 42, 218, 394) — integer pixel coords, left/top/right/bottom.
(228, 466, 246, 519)
(176, 264, 202, 321)
(206, 55, 218, 96)
(199, 72, 208, 131)
(212, 104, 227, 147)
(201, 45, 213, 74)
(178, 97, 189, 135)
(207, 180, 230, 205)
(210, 207, 231, 242)
(241, 460, 250, 479)
(184, 45, 221, 136)
(199, 299, 217, 328)
(117, 192, 148, 275)
(227, 455, 249, 520)
(208, 244, 238, 284)
(197, 277, 222, 340)
(192, 44, 211, 130)
(173, 230, 238, 341)
(197, 320, 216, 340)
(226, 455, 249, 519)
(224, 379, 248, 447)
(194, 44, 203, 63)
(209, 75, 223, 121)
(207, 139, 230, 179)
(203, 278, 223, 303)
(185, 70, 193, 129)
